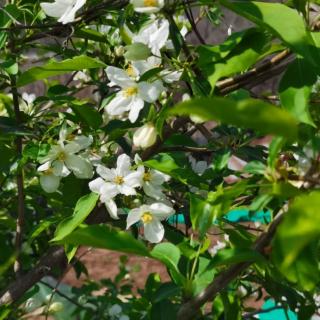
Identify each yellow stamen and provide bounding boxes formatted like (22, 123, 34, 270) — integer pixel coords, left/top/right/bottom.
(144, 0, 157, 6)
(124, 87, 138, 97)
(43, 168, 53, 175)
(143, 172, 152, 182)
(66, 134, 75, 141)
(141, 211, 153, 224)
(126, 65, 136, 77)
(114, 176, 124, 185)
(57, 152, 66, 161)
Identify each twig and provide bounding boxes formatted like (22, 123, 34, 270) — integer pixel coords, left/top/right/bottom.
(160, 145, 213, 153)
(10, 75, 25, 277)
(0, 247, 67, 306)
(216, 49, 292, 95)
(44, 248, 92, 320)
(177, 211, 285, 320)
(39, 280, 90, 310)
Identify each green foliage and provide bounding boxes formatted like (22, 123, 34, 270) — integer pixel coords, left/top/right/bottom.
(17, 56, 106, 87)
(273, 191, 320, 290)
(0, 0, 320, 319)
(169, 97, 299, 139)
(59, 224, 150, 256)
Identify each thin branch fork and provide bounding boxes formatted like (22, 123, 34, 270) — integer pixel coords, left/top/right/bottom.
(177, 211, 284, 320)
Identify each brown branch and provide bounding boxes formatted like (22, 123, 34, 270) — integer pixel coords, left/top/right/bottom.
(10, 75, 25, 277)
(177, 211, 284, 320)
(0, 247, 67, 306)
(216, 49, 292, 95)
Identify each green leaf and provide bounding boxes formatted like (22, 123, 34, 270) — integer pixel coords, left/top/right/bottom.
(203, 29, 269, 88)
(74, 28, 107, 42)
(0, 5, 20, 50)
(151, 243, 185, 285)
(279, 58, 317, 126)
(59, 224, 150, 256)
(169, 97, 298, 140)
(190, 194, 217, 239)
(145, 152, 206, 189)
(273, 191, 320, 267)
(273, 191, 320, 290)
(243, 161, 266, 175)
(52, 193, 99, 242)
(220, 1, 320, 67)
(70, 101, 102, 129)
(268, 137, 285, 168)
(209, 248, 266, 268)
(17, 56, 106, 87)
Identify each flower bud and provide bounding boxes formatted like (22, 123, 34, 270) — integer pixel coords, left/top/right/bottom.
(124, 43, 151, 61)
(115, 46, 125, 57)
(133, 123, 157, 149)
(48, 302, 64, 313)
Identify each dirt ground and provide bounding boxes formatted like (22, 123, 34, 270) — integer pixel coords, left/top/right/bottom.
(63, 247, 170, 289)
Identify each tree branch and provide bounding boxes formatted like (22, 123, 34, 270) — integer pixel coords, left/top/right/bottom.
(0, 247, 67, 306)
(10, 75, 25, 277)
(216, 49, 292, 95)
(177, 211, 285, 320)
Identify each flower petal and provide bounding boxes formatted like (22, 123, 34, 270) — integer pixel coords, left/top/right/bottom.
(40, 174, 61, 193)
(143, 182, 164, 200)
(100, 183, 119, 202)
(105, 198, 119, 220)
(106, 92, 132, 116)
(97, 165, 115, 181)
(126, 208, 143, 229)
(58, 0, 86, 24)
(37, 161, 51, 172)
(150, 202, 174, 220)
(128, 97, 144, 123)
(88, 177, 105, 194)
(138, 80, 163, 103)
(116, 154, 131, 175)
(65, 154, 93, 179)
(52, 160, 70, 177)
(73, 135, 93, 150)
(144, 220, 164, 243)
(106, 66, 135, 88)
(125, 171, 142, 188)
(119, 184, 136, 196)
(40, 1, 67, 18)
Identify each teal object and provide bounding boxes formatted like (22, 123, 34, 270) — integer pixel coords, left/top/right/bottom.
(225, 209, 271, 224)
(259, 299, 297, 320)
(167, 210, 271, 225)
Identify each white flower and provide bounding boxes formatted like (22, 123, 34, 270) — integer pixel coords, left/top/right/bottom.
(20, 92, 36, 115)
(38, 131, 93, 185)
(133, 123, 157, 149)
(209, 240, 226, 256)
(40, 0, 86, 24)
(135, 155, 170, 200)
(37, 161, 63, 193)
(130, 0, 164, 14)
(105, 66, 164, 123)
(89, 154, 141, 219)
(133, 19, 169, 56)
(126, 203, 174, 243)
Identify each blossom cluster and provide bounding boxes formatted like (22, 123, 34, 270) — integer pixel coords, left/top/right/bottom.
(89, 153, 174, 243)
